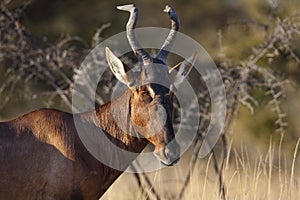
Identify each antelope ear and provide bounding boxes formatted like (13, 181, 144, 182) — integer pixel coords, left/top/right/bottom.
(169, 53, 197, 88)
(106, 47, 137, 88)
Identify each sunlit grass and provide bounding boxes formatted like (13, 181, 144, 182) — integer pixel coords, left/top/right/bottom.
(102, 136, 300, 200)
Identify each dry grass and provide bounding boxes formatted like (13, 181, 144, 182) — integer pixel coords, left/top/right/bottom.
(102, 137, 300, 200)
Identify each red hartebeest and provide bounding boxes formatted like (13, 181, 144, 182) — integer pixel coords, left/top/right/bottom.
(0, 4, 196, 200)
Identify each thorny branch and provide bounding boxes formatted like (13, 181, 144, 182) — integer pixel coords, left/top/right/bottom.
(0, 4, 113, 112)
(176, 12, 300, 200)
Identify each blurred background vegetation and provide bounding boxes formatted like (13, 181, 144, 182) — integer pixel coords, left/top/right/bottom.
(2, 0, 300, 145)
(1, 0, 300, 199)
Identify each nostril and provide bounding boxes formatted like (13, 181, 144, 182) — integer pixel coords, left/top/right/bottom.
(163, 147, 170, 158)
(154, 146, 180, 166)
(164, 146, 180, 160)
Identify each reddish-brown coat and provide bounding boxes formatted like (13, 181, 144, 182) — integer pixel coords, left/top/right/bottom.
(0, 90, 148, 200)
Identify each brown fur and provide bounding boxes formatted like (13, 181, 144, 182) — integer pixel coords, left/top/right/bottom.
(0, 90, 149, 200)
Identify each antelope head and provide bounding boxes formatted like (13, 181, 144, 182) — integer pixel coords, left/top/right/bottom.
(106, 4, 196, 166)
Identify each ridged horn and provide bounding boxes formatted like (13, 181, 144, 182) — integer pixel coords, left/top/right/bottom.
(117, 4, 153, 64)
(156, 5, 180, 64)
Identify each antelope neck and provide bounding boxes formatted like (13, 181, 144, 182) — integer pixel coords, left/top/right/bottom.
(92, 89, 148, 154)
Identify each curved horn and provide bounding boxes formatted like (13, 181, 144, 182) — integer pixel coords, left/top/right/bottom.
(117, 4, 153, 64)
(156, 5, 180, 64)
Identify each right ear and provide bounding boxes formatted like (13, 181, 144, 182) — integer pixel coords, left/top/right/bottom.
(106, 47, 137, 88)
(169, 53, 197, 89)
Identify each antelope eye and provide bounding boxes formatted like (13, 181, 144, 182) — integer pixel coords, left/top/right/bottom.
(140, 90, 147, 95)
(140, 90, 153, 102)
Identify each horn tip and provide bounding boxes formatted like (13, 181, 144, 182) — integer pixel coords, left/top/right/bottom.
(163, 5, 178, 21)
(163, 5, 172, 13)
(117, 4, 136, 11)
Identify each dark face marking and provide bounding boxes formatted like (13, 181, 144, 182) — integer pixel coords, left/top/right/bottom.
(130, 82, 180, 166)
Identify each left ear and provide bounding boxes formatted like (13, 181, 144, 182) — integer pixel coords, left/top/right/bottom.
(169, 53, 197, 88)
(106, 47, 138, 88)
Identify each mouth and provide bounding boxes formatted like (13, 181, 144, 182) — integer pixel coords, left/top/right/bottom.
(154, 145, 180, 166)
(160, 156, 180, 166)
